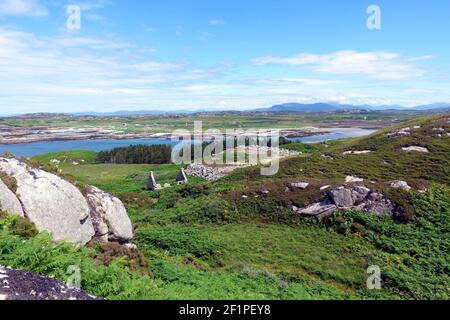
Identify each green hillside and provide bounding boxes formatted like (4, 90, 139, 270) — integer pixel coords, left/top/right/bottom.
(1, 114, 449, 300)
(228, 114, 450, 184)
(32, 150, 97, 165)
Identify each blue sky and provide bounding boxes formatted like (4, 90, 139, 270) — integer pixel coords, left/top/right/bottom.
(0, 0, 449, 114)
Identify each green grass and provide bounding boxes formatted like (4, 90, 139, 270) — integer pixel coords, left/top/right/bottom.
(132, 184, 449, 300)
(0, 215, 369, 300)
(32, 150, 97, 165)
(3, 114, 449, 300)
(32, 150, 97, 168)
(200, 223, 370, 287)
(282, 139, 348, 154)
(54, 163, 188, 193)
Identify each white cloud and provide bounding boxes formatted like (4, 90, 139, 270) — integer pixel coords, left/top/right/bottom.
(253, 50, 428, 81)
(63, 0, 111, 25)
(142, 24, 156, 33)
(0, 25, 446, 114)
(51, 35, 130, 50)
(0, 0, 47, 17)
(180, 84, 244, 92)
(199, 31, 210, 41)
(77, 0, 110, 11)
(209, 19, 225, 26)
(84, 13, 107, 23)
(408, 55, 434, 61)
(257, 78, 345, 86)
(0, 26, 225, 113)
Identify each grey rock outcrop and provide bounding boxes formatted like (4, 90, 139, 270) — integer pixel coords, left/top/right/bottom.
(0, 179, 24, 217)
(330, 187, 354, 208)
(329, 186, 371, 208)
(343, 150, 372, 155)
(0, 158, 94, 246)
(0, 265, 98, 301)
(345, 175, 364, 183)
(85, 186, 134, 243)
(295, 200, 337, 218)
(362, 194, 395, 216)
(388, 180, 412, 191)
(289, 182, 310, 190)
(0, 158, 133, 246)
(293, 185, 396, 218)
(401, 146, 429, 153)
(352, 186, 371, 204)
(387, 127, 412, 137)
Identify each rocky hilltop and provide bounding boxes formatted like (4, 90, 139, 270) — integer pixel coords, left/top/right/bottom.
(0, 157, 133, 246)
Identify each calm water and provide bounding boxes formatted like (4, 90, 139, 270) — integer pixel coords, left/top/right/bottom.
(0, 138, 177, 157)
(290, 128, 377, 143)
(0, 128, 376, 157)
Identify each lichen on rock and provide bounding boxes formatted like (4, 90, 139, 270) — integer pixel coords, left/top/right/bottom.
(0, 157, 134, 247)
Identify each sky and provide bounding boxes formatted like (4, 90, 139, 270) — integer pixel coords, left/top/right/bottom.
(0, 0, 449, 114)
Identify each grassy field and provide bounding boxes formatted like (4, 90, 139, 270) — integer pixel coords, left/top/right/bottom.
(32, 150, 205, 193)
(32, 150, 98, 165)
(0, 114, 448, 300)
(60, 163, 185, 193)
(0, 110, 417, 134)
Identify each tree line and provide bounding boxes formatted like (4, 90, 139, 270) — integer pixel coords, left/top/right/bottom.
(95, 137, 290, 165)
(96, 144, 172, 164)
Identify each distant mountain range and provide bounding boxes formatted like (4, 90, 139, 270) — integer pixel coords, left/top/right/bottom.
(70, 102, 450, 116)
(256, 102, 450, 113)
(2, 103, 449, 118)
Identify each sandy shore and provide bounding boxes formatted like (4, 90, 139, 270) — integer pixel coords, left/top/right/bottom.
(0, 126, 330, 145)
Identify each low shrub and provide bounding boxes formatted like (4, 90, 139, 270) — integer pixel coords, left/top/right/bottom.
(90, 242, 150, 275)
(0, 213, 38, 239)
(177, 184, 210, 198)
(154, 196, 236, 225)
(317, 184, 450, 299)
(135, 227, 222, 258)
(119, 192, 154, 209)
(0, 230, 161, 300)
(198, 198, 230, 223)
(0, 171, 18, 193)
(282, 142, 321, 153)
(163, 192, 182, 209)
(1, 151, 14, 158)
(383, 188, 416, 223)
(234, 197, 300, 225)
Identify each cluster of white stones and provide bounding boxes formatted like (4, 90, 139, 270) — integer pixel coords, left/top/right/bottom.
(186, 164, 249, 181)
(235, 146, 301, 158)
(401, 146, 430, 153)
(343, 150, 372, 155)
(386, 126, 421, 137)
(185, 147, 301, 181)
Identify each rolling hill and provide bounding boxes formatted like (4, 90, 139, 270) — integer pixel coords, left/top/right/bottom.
(257, 102, 450, 113)
(1, 114, 449, 300)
